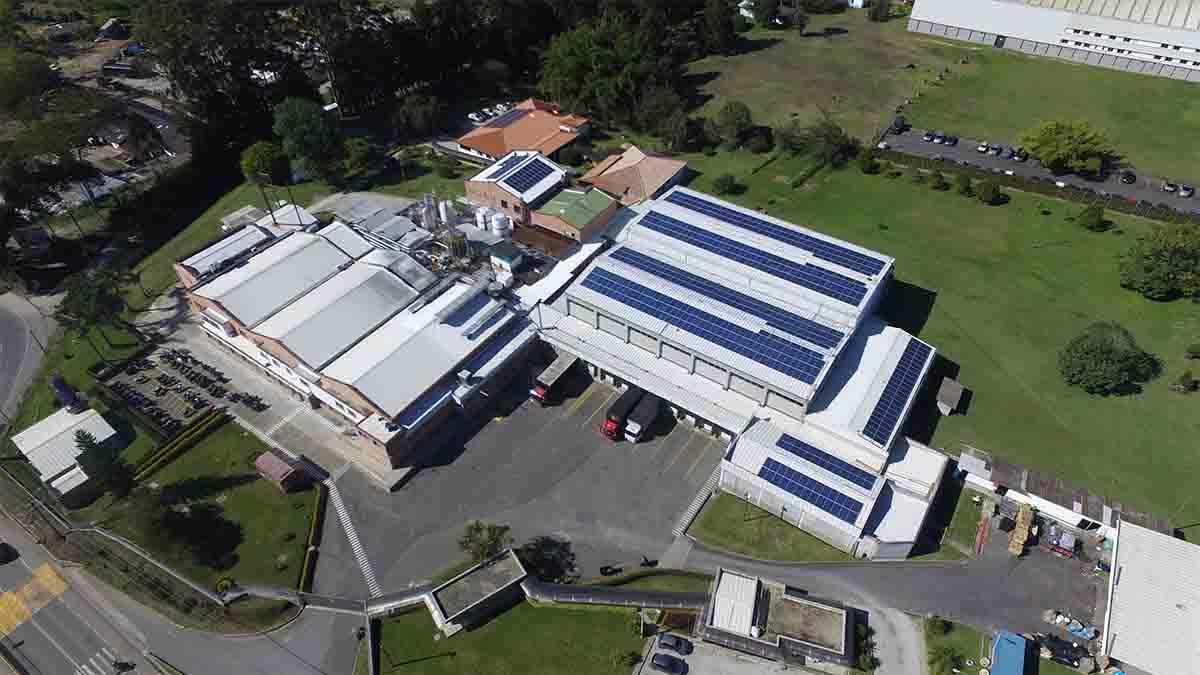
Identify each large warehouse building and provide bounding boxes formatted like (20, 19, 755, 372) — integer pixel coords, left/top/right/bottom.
(909, 0, 1200, 81)
(538, 187, 948, 559)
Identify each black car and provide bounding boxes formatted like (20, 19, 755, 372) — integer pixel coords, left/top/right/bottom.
(943, 135, 958, 146)
(921, 131, 935, 142)
(0, 543, 16, 565)
(889, 116, 907, 134)
(658, 634, 694, 655)
(1120, 171, 1137, 184)
(650, 654, 687, 674)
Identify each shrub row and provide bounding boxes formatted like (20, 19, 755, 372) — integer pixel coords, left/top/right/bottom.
(878, 149, 1200, 225)
(134, 410, 230, 482)
(297, 484, 328, 593)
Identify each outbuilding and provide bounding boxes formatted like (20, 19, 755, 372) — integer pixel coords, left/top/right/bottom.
(254, 450, 310, 493)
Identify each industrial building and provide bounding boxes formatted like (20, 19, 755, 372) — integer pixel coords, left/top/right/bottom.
(11, 407, 116, 495)
(910, 0, 1200, 81)
(537, 187, 948, 558)
(176, 201, 539, 479)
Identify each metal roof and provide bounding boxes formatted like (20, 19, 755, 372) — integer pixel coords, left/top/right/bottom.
(360, 249, 437, 291)
(49, 465, 89, 494)
(192, 232, 351, 327)
(254, 263, 418, 369)
(1104, 521, 1200, 675)
(181, 225, 278, 276)
(11, 408, 114, 482)
(469, 151, 567, 204)
(317, 221, 374, 259)
(710, 570, 759, 636)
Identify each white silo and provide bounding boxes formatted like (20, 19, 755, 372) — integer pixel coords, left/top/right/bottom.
(490, 212, 510, 238)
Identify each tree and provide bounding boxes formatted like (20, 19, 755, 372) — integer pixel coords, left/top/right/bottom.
(868, 0, 891, 22)
(954, 172, 972, 196)
(0, 47, 53, 117)
(342, 137, 374, 176)
(778, 116, 860, 167)
(240, 141, 290, 186)
(1018, 120, 1117, 176)
(124, 112, 165, 164)
(634, 80, 687, 136)
(273, 97, 344, 181)
(713, 173, 739, 195)
(458, 521, 512, 563)
(75, 430, 133, 498)
(746, 131, 774, 154)
(716, 101, 754, 148)
(928, 645, 961, 675)
(930, 171, 949, 190)
(858, 151, 881, 175)
(55, 269, 126, 354)
(704, 0, 738, 55)
(1059, 321, 1159, 395)
(0, 0, 27, 46)
(1119, 223, 1200, 301)
(975, 180, 1002, 205)
(1076, 203, 1108, 232)
(663, 111, 693, 152)
(749, 0, 777, 25)
(390, 93, 444, 141)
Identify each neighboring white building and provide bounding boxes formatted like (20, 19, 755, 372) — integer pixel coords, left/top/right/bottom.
(1102, 521, 1199, 675)
(910, 0, 1200, 81)
(11, 408, 116, 495)
(539, 186, 947, 558)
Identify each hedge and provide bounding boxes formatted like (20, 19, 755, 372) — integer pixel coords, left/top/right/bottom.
(134, 410, 230, 481)
(878, 149, 1200, 226)
(297, 484, 328, 593)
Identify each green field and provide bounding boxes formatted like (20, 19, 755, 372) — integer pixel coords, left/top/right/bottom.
(690, 491, 855, 561)
(925, 619, 991, 673)
(942, 490, 984, 556)
(691, 12, 1200, 179)
(369, 604, 644, 675)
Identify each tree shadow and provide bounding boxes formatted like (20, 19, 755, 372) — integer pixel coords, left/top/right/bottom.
(901, 354, 958, 445)
(878, 278, 938, 337)
(802, 26, 850, 37)
(159, 474, 259, 504)
(734, 36, 782, 55)
(161, 502, 244, 570)
(679, 71, 719, 111)
(517, 535, 578, 583)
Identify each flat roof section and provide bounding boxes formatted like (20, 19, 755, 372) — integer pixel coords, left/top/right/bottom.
(180, 225, 278, 277)
(710, 569, 759, 636)
(432, 550, 526, 622)
(763, 587, 847, 655)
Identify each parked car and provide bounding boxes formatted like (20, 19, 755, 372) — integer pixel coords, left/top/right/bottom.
(976, 141, 990, 153)
(1162, 181, 1179, 193)
(922, 131, 935, 142)
(1120, 171, 1137, 185)
(989, 144, 1003, 156)
(0, 542, 16, 565)
(650, 654, 687, 674)
(1180, 185, 1195, 198)
(658, 634, 694, 656)
(943, 135, 958, 147)
(1013, 147, 1028, 162)
(1000, 146, 1014, 160)
(932, 131, 945, 144)
(876, 141, 890, 150)
(889, 115, 907, 134)
(468, 112, 484, 124)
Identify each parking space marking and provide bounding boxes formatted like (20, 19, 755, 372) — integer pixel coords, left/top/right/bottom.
(682, 436, 718, 482)
(661, 430, 703, 475)
(581, 389, 618, 429)
(564, 383, 600, 418)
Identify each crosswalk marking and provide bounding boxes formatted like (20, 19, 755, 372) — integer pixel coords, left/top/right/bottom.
(265, 405, 306, 436)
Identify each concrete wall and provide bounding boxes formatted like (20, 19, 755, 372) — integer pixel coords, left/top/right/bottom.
(465, 181, 532, 226)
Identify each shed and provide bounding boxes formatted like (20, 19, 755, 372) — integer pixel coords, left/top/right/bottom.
(10, 408, 114, 494)
(936, 377, 964, 415)
(254, 451, 310, 493)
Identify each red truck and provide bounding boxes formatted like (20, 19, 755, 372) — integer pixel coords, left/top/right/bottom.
(600, 385, 644, 440)
(530, 354, 578, 406)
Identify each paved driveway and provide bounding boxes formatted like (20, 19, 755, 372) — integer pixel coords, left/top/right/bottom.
(335, 371, 729, 590)
(885, 128, 1200, 217)
(637, 637, 789, 675)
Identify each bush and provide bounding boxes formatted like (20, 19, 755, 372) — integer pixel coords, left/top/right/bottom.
(215, 577, 235, 594)
(954, 172, 972, 196)
(1076, 203, 1109, 232)
(976, 180, 1002, 205)
(858, 152, 881, 175)
(1119, 223, 1200, 301)
(433, 160, 458, 178)
(746, 131, 774, 154)
(910, 170, 926, 185)
(713, 173, 740, 195)
(556, 144, 585, 166)
(930, 171, 949, 191)
(1059, 321, 1159, 395)
(1170, 370, 1198, 393)
(733, 14, 751, 32)
(1187, 343, 1200, 360)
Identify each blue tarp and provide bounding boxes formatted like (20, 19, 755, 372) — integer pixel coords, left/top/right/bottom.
(992, 631, 1028, 675)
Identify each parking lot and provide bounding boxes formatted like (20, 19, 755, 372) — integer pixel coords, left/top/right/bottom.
(329, 366, 729, 592)
(637, 635, 789, 675)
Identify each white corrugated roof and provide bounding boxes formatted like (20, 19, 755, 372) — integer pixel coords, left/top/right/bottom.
(254, 263, 418, 369)
(913, 0, 1200, 46)
(317, 221, 374, 259)
(11, 408, 113, 481)
(1104, 521, 1200, 675)
(50, 465, 90, 494)
(181, 225, 278, 277)
(193, 232, 350, 327)
(711, 570, 759, 636)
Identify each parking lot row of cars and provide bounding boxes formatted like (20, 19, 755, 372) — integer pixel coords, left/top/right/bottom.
(467, 101, 516, 125)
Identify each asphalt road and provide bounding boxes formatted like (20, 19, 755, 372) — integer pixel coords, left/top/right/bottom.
(885, 128, 1200, 216)
(0, 303, 30, 428)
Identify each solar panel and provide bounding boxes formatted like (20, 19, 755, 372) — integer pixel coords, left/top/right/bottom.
(862, 339, 933, 446)
(581, 268, 824, 383)
(639, 211, 868, 306)
(503, 159, 556, 194)
(482, 153, 527, 180)
(776, 434, 876, 490)
(664, 191, 886, 276)
(758, 458, 863, 524)
(486, 109, 529, 128)
(610, 248, 844, 349)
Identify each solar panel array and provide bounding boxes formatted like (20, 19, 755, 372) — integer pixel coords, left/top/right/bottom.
(758, 458, 863, 524)
(862, 339, 933, 446)
(610, 248, 844, 349)
(503, 159, 556, 194)
(776, 434, 876, 491)
(640, 211, 868, 306)
(486, 109, 529, 128)
(581, 268, 824, 383)
(482, 153, 528, 180)
(664, 191, 886, 276)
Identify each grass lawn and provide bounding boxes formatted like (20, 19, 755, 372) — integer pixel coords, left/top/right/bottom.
(669, 147, 1199, 522)
(925, 619, 991, 673)
(77, 422, 313, 589)
(1035, 659, 1082, 675)
(601, 571, 713, 593)
(690, 491, 854, 562)
(942, 490, 984, 555)
(372, 603, 643, 675)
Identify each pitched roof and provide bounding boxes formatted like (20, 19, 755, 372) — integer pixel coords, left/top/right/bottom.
(535, 188, 616, 228)
(580, 146, 687, 205)
(456, 99, 589, 158)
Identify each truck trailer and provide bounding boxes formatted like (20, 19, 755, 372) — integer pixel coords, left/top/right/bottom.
(623, 393, 659, 443)
(530, 353, 578, 406)
(600, 385, 644, 440)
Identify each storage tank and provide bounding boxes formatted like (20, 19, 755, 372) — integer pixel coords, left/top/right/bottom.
(475, 207, 491, 229)
(490, 212, 510, 237)
(439, 200, 456, 226)
(421, 202, 438, 229)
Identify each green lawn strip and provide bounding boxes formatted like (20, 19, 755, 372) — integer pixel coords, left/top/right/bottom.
(594, 570, 713, 594)
(698, 160, 1197, 520)
(925, 619, 991, 674)
(375, 603, 643, 675)
(690, 491, 854, 562)
(353, 638, 369, 675)
(942, 490, 984, 554)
